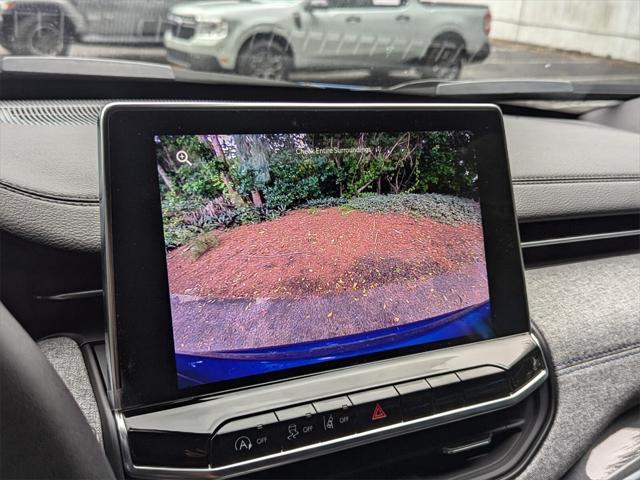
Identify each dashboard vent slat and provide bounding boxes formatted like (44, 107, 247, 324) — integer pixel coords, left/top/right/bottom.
(0, 101, 105, 126)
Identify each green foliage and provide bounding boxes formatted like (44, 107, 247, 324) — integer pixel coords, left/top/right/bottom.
(309, 131, 477, 197)
(161, 191, 205, 248)
(303, 197, 347, 208)
(183, 197, 238, 229)
(346, 193, 481, 225)
(237, 205, 261, 225)
(174, 160, 226, 199)
(162, 215, 202, 249)
(410, 132, 478, 195)
(242, 204, 288, 223)
(190, 233, 220, 260)
(157, 132, 479, 248)
(262, 152, 338, 209)
(191, 199, 287, 228)
(338, 204, 356, 215)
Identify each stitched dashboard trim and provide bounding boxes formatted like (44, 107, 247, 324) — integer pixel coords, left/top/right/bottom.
(0, 182, 99, 206)
(556, 344, 640, 376)
(513, 176, 640, 185)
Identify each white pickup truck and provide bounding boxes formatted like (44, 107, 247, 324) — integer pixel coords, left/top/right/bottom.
(165, 0, 491, 81)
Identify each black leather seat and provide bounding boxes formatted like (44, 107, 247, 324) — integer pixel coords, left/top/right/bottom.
(0, 302, 115, 480)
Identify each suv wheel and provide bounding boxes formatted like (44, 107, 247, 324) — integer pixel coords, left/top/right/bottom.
(237, 39, 292, 80)
(13, 16, 71, 56)
(421, 36, 465, 81)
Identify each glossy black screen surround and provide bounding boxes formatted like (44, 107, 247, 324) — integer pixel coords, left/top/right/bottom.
(100, 103, 529, 411)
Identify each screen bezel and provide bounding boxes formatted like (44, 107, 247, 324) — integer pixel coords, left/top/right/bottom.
(100, 103, 529, 410)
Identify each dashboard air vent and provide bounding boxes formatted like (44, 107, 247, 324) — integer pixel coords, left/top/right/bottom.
(0, 101, 106, 126)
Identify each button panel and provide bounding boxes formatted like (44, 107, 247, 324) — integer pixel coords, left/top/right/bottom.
(211, 412, 281, 466)
(427, 373, 465, 413)
(205, 356, 545, 467)
(129, 430, 209, 468)
(457, 366, 510, 404)
(396, 379, 433, 420)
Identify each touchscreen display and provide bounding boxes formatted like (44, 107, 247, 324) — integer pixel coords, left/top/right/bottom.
(155, 131, 494, 389)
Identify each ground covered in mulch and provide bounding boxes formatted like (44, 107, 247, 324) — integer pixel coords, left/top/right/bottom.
(167, 207, 489, 351)
(167, 207, 485, 299)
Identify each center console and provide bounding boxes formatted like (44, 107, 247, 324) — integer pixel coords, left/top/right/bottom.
(120, 336, 545, 477)
(99, 103, 550, 478)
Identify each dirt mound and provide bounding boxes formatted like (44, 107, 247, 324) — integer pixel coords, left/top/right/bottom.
(167, 207, 485, 299)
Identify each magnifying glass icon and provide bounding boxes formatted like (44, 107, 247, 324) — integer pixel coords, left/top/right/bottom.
(176, 150, 192, 166)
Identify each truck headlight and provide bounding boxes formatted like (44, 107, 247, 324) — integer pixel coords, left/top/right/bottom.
(195, 18, 229, 40)
(0, 1, 16, 11)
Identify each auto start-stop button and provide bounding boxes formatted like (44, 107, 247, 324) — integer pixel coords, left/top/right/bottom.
(211, 412, 281, 466)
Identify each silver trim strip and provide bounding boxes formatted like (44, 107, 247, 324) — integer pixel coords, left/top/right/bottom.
(442, 434, 493, 455)
(521, 229, 640, 249)
(116, 367, 547, 479)
(99, 109, 121, 407)
(34, 289, 102, 301)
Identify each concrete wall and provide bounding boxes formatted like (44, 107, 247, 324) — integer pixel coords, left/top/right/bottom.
(446, 0, 640, 63)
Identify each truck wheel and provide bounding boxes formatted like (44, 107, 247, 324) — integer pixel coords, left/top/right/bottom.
(237, 39, 292, 80)
(12, 16, 71, 56)
(421, 35, 465, 80)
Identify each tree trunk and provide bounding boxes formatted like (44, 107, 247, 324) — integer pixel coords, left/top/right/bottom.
(233, 135, 271, 205)
(234, 135, 271, 185)
(201, 135, 245, 206)
(157, 164, 174, 191)
(161, 145, 178, 172)
(251, 190, 263, 206)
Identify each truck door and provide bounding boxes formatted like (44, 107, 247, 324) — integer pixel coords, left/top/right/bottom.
(299, 0, 376, 69)
(358, 0, 422, 66)
(300, 0, 418, 69)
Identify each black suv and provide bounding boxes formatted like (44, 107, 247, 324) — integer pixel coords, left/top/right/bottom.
(0, 0, 177, 55)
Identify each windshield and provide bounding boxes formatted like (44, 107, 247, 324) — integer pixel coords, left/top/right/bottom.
(1, 0, 638, 93)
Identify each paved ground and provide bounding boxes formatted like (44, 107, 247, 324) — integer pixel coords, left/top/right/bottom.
(2, 39, 639, 86)
(171, 265, 488, 352)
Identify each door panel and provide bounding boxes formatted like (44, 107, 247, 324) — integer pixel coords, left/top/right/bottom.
(299, 0, 415, 69)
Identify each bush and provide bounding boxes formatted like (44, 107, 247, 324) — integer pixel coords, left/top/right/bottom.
(410, 132, 478, 195)
(182, 198, 283, 227)
(189, 233, 220, 260)
(183, 197, 238, 229)
(263, 152, 338, 209)
(303, 197, 347, 208)
(309, 131, 478, 197)
(174, 159, 226, 199)
(346, 193, 481, 225)
(162, 216, 202, 249)
(238, 204, 287, 224)
(161, 191, 206, 248)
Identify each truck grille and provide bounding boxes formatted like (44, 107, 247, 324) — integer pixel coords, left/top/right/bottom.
(171, 23, 196, 40)
(168, 15, 196, 40)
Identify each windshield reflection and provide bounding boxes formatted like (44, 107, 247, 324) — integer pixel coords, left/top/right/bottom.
(0, 0, 638, 88)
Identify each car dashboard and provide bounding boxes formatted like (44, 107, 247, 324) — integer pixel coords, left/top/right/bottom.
(0, 90, 638, 480)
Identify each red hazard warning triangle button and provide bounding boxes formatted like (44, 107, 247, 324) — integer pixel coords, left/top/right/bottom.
(371, 403, 387, 421)
(349, 387, 401, 431)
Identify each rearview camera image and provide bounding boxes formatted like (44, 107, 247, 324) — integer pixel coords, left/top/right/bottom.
(155, 131, 493, 388)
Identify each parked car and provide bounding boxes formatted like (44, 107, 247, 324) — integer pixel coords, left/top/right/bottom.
(0, 0, 179, 56)
(164, 0, 491, 80)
